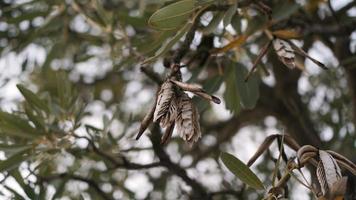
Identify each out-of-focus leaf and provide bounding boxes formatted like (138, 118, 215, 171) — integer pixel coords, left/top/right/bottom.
(17, 84, 49, 113)
(272, 29, 301, 39)
(245, 15, 268, 36)
(142, 22, 192, 64)
(135, 30, 174, 54)
(10, 170, 36, 199)
(235, 63, 260, 109)
(220, 152, 265, 190)
(224, 63, 241, 114)
(0, 144, 32, 154)
(202, 11, 225, 34)
(42, 42, 65, 69)
(211, 35, 247, 54)
(148, 0, 196, 30)
(0, 111, 41, 138)
(272, 1, 300, 21)
(6, 11, 48, 24)
(4, 185, 26, 200)
(0, 148, 32, 172)
(51, 179, 68, 200)
(231, 13, 241, 34)
(223, 1, 237, 27)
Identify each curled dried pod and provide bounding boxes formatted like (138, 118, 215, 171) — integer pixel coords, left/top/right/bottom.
(296, 145, 318, 166)
(176, 93, 201, 146)
(273, 38, 295, 69)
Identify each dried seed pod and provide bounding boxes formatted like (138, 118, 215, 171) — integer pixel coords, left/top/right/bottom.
(160, 122, 175, 145)
(297, 145, 318, 166)
(153, 81, 178, 128)
(273, 38, 295, 69)
(316, 150, 344, 198)
(176, 93, 201, 146)
(326, 150, 356, 175)
(170, 79, 221, 104)
(136, 102, 155, 140)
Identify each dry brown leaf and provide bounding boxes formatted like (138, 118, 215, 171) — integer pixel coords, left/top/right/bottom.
(272, 29, 301, 39)
(211, 35, 248, 54)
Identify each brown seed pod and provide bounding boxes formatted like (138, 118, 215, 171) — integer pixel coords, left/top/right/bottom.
(176, 93, 201, 146)
(273, 38, 295, 69)
(153, 81, 178, 128)
(316, 150, 345, 198)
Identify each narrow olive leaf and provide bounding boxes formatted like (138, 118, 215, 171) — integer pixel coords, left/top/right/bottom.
(0, 148, 32, 172)
(0, 111, 41, 138)
(148, 0, 195, 30)
(211, 35, 247, 54)
(272, 1, 300, 21)
(10, 169, 36, 199)
(247, 134, 278, 166)
(17, 84, 49, 113)
(273, 39, 295, 69)
(272, 29, 301, 39)
(202, 11, 225, 34)
(235, 63, 260, 109)
(4, 185, 26, 200)
(142, 22, 192, 64)
(224, 63, 241, 113)
(326, 150, 356, 175)
(223, 1, 237, 27)
(0, 143, 32, 154)
(220, 152, 265, 190)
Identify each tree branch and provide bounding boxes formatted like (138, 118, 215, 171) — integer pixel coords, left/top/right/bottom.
(149, 124, 210, 199)
(39, 173, 113, 200)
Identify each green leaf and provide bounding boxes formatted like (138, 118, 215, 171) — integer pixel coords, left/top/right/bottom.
(0, 111, 41, 138)
(148, 0, 196, 30)
(235, 63, 260, 109)
(231, 13, 241, 34)
(142, 22, 192, 64)
(202, 11, 225, 34)
(17, 84, 50, 113)
(272, 1, 300, 21)
(0, 148, 32, 172)
(10, 169, 36, 199)
(220, 152, 265, 190)
(224, 63, 241, 113)
(223, 1, 237, 27)
(4, 185, 26, 200)
(0, 144, 32, 154)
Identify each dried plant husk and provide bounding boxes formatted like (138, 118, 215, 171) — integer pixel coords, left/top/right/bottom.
(273, 38, 295, 69)
(175, 93, 201, 146)
(316, 150, 345, 199)
(153, 81, 178, 128)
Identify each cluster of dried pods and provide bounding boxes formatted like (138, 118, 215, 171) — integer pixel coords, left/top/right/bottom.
(245, 34, 328, 81)
(297, 145, 356, 200)
(247, 135, 356, 200)
(136, 64, 221, 146)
